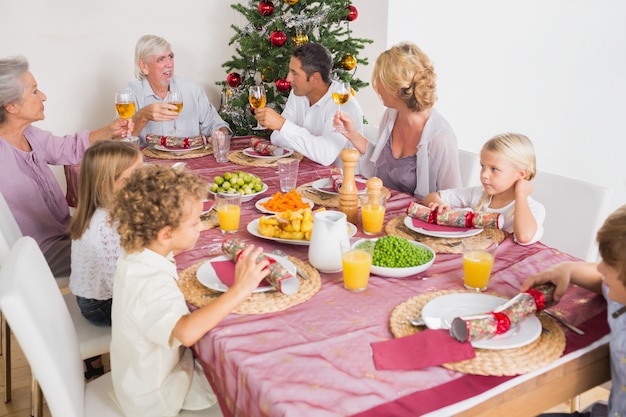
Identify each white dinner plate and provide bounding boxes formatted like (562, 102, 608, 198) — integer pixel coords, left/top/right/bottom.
(208, 183, 268, 203)
(403, 216, 483, 239)
(196, 254, 296, 293)
(311, 178, 368, 195)
(255, 196, 314, 214)
(247, 217, 357, 246)
(420, 293, 542, 350)
(153, 144, 204, 153)
(242, 147, 294, 159)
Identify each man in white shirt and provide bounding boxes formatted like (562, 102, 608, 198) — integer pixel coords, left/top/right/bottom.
(254, 43, 364, 167)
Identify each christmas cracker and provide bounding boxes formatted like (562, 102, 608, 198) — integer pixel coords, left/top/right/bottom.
(146, 134, 207, 149)
(406, 202, 502, 229)
(250, 137, 282, 156)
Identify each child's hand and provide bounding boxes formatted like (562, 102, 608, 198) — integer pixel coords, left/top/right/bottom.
(519, 263, 572, 302)
(427, 202, 451, 213)
(514, 178, 533, 200)
(232, 245, 271, 294)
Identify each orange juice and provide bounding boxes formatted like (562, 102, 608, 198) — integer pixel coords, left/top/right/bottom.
(342, 249, 372, 292)
(217, 204, 241, 233)
(463, 250, 495, 290)
(361, 203, 385, 235)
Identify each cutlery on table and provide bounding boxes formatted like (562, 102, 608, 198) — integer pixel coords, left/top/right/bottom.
(543, 309, 585, 335)
(408, 317, 426, 327)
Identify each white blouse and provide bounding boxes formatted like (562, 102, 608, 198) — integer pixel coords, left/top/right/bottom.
(69, 208, 120, 300)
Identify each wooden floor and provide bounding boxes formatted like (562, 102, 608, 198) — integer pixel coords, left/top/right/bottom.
(0, 331, 610, 417)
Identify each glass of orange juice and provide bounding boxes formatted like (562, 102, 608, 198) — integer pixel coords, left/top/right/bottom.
(359, 194, 387, 235)
(216, 192, 241, 234)
(462, 237, 498, 291)
(340, 238, 374, 292)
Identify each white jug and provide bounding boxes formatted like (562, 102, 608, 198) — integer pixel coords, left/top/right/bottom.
(308, 210, 349, 273)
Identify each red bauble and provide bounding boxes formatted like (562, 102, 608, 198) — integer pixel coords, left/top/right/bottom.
(269, 31, 287, 47)
(275, 78, 291, 93)
(226, 72, 242, 88)
(258, 0, 274, 16)
(346, 5, 358, 21)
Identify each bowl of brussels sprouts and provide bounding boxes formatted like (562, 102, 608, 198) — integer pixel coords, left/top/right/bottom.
(354, 235, 435, 278)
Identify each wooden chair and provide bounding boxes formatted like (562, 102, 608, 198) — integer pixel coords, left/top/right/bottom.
(0, 237, 221, 417)
(532, 170, 611, 261)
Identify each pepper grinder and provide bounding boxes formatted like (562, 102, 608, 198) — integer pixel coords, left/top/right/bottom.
(365, 177, 383, 206)
(338, 148, 360, 225)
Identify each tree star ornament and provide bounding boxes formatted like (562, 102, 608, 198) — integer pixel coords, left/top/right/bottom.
(226, 72, 243, 88)
(346, 5, 359, 21)
(269, 31, 287, 47)
(341, 54, 357, 71)
(258, 0, 274, 16)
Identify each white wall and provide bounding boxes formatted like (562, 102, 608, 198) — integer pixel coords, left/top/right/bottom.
(387, 0, 626, 212)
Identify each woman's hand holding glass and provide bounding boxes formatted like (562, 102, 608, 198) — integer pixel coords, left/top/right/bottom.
(249, 85, 267, 130)
(115, 91, 139, 144)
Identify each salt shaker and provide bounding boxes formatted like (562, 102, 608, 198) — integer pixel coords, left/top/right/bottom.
(338, 148, 360, 225)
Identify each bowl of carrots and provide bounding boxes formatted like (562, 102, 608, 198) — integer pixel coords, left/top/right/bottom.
(255, 189, 314, 214)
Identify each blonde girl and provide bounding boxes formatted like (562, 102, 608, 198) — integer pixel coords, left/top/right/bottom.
(423, 133, 545, 245)
(68, 140, 143, 327)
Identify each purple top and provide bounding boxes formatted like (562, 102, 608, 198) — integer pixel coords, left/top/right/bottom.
(0, 125, 90, 252)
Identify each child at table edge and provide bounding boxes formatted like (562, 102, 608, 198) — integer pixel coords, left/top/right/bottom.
(109, 164, 270, 416)
(423, 132, 545, 245)
(521, 203, 626, 417)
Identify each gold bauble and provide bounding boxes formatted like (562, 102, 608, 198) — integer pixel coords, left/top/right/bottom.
(284, 0, 298, 4)
(261, 66, 275, 82)
(292, 33, 309, 46)
(341, 54, 357, 71)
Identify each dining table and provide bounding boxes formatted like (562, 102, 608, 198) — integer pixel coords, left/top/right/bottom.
(66, 136, 611, 416)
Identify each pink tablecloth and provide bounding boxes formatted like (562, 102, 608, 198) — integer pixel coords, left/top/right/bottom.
(65, 137, 609, 416)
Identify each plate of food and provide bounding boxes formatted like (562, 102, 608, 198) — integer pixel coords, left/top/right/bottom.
(208, 172, 267, 202)
(255, 196, 314, 214)
(196, 254, 295, 293)
(310, 177, 368, 195)
(403, 216, 483, 239)
(420, 293, 542, 350)
(242, 147, 293, 159)
(209, 184, 267, 203)
(153, 144, 204, 153)
(247, 217, 357, 246)
(353, 236, 436, 278)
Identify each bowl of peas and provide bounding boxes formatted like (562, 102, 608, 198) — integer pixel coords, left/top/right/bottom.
(355, 235, 436, 278)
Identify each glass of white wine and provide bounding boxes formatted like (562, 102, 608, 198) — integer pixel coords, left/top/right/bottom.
(249, 85, 267, 131)
(114, 91, 136, 142)
(167, 90, 183, 135)
(331, 81, 351, 132)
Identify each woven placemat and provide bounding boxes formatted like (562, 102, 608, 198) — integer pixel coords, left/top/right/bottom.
(296, 181, 392, 208)
(385, 215, 508, 254)
(178, 256, 321, 314)
(227, 150, 303, 167)
(142, 145, 214, 160)
(389, 290, 566, 376)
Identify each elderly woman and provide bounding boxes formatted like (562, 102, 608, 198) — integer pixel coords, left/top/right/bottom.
(334, 41, 462, 200)
(0, 55, 132, 277)
(124, 34, 230, 145)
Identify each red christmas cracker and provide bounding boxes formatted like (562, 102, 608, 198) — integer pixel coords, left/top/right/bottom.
(250, 138, 282, 156)
(406, 202, 502, 229)
(221, 237, 300, 294)
(450, 284, 556, 342)
(146, 134, 206, 148)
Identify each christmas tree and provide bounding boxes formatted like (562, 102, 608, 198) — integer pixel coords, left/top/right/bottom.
(218, 0, 372, 136)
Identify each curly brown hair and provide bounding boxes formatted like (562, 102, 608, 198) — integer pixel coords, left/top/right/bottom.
(110, 164, 208, 253)
(371, 42, 437, 112)
(597, 204, 626, 286)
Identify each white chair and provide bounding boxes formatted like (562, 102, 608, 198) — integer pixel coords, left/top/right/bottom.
(458, 149, 481, 187)
(532, 170, 611, 261)
(0, 237, 221, 417)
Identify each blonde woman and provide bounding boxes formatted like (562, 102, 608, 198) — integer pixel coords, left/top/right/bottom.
(333, 41, 462, 199)
(424, 133, 545, 245)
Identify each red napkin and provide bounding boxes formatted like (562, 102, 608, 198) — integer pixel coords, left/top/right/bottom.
(411, 217, 471, 233)
(371, 329, 476, 370)
(320, 178, 367, 193)
(211, 259, 269, 288)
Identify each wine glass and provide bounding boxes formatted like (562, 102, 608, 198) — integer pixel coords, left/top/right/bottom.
(167, 90, 183, 135)
(331, 81, 351, 132)
(114, 91, 137, 142)
(248, 85, 267, 131)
